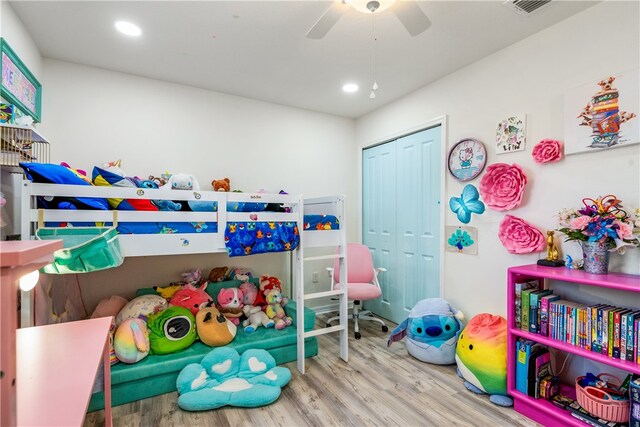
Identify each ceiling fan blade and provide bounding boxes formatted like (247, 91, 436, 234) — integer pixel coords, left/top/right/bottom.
(392, 2, 432, 37)
(306, 2, 350, 39)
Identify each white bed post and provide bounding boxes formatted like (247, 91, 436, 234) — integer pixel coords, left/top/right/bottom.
(295, 194, 306, 373)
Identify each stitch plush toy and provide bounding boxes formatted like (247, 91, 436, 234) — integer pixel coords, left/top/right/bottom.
(264, 288, 292, 330)
(170, 283, 213, 316)
(212, 178, 230, 192)
(388, 298, 464, 365)
(216, 287, 244, 325)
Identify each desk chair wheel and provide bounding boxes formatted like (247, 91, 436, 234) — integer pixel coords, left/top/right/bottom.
(382, 325, 388, 333)
(355, 332, 361, 340)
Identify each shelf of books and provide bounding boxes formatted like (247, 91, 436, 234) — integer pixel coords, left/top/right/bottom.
(507, 264, 640, 427)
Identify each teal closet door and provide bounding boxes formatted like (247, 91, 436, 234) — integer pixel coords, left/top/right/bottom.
(362, 140, 396, 321)
(363, 126, 441, 324)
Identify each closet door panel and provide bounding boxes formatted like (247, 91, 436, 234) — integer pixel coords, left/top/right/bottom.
(418, 127, 441, 300)
(362, 142, 396, 320)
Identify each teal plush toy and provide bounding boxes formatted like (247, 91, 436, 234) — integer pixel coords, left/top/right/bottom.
(147, 306, 197, 355)
(176, 347, 291, 411)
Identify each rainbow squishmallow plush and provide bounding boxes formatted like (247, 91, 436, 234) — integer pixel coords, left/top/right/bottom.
(114, 318, 150, 364)
(455, 313, 513, 407)
(387, 298, 464, 365)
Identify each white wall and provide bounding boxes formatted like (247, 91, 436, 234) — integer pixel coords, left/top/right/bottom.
(355, 1, 640, 320)
(39, 59, 356, 311)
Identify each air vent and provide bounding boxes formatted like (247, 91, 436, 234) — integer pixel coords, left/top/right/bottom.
(504, 0, 551, 15)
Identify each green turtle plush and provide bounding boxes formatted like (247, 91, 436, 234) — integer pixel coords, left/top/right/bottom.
(147, 306, 197, 354)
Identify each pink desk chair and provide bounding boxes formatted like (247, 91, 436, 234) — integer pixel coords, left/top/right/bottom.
(326, 243, 388, 339)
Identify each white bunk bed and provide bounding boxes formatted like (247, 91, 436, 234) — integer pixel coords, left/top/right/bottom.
(20, 181, 348, 373)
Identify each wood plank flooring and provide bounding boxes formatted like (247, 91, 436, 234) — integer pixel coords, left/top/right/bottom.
(85, 314, 539, 427)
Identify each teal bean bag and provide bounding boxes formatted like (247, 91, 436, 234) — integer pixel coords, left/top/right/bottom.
(176, 347, 291, 411)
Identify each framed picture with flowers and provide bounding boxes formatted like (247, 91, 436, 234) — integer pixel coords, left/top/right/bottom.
(0, 38, 42, 122)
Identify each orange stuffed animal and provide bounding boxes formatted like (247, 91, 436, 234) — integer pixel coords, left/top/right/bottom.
(212, 178, 230, 192)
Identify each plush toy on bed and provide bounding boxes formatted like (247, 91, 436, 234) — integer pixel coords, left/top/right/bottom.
(226, 267, 253, 282)
(455, 313, 513, 407)
(212, 177, 230, 192)
(264, 288, 292, 330)
(91, 295, 129, 319)
(216, 287, 244, 326)
(208, 266, 228, 283)
(255, 275, 283, 309)
(115, 294, 168, 326)
(196, 302, 237, 347)
(114, 318, 150, 363)
(170, 282, 213, 316)
(240, 282, 274, 332)
(147, 306, 197, 355)
(387, 298, 464, 365)
(163, 173, 200, 191)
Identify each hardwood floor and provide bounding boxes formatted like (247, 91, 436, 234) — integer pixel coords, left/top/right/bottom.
(85, 314, 538, 427)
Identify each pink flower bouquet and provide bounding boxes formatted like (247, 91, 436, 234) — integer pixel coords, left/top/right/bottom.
(532, 139, 563, 164)
(558, 195, 640, 254)
(479, 163, 527, 211)
(498, 215, 546, 254)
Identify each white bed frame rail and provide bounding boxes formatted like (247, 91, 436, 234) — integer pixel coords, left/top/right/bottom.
(21, 182, 348, 373)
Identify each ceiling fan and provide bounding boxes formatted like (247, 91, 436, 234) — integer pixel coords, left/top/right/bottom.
(306, 0, 432, 39)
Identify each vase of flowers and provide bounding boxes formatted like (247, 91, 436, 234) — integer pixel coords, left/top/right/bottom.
(558, 195, 640, 274)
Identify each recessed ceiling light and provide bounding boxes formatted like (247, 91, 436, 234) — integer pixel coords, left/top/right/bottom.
(342, 83, 359, 93)
(115, 21, 142, 37)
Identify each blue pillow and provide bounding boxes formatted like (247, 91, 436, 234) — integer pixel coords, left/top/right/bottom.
(20, 163, 109, 210)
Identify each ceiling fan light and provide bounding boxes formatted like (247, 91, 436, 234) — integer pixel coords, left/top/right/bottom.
(342, 83, 359, 93)
(350, 0, 395, 14)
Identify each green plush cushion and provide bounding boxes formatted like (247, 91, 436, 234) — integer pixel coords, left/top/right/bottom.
(87, 301, 317, 412)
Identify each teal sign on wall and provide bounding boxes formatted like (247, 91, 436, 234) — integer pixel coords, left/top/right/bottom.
(1, 37, 42, 122)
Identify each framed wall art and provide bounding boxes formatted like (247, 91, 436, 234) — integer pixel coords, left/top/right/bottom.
(1, 38, 42, 123)
(563, 69, 638, 155)
(496, 115, 526, 154)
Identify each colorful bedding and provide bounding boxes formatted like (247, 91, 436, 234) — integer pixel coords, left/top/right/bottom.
(47, 222, 218, 235)
(303, 215, 339, 231)
(224, 221, 300, 257)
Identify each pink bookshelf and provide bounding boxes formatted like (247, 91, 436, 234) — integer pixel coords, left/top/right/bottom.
(507, 264, 640, 426)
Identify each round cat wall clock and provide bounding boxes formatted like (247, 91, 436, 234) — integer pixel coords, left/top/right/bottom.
(447, 138, 487, 182)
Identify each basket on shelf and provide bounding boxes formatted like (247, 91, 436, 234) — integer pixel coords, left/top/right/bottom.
(575, 374, 630, 423)
(35, 211, 123, 274)
(1, 124, 50, 167)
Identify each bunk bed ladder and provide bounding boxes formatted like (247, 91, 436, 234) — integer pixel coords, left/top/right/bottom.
(295, 196, 348, 374)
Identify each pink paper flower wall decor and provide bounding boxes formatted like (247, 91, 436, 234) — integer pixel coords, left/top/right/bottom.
(479, 163, 527, 211)
(532, 139, 563, 164)
(498, 215, 546, 254)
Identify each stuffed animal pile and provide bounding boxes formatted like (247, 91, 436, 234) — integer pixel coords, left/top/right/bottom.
(93, 269, 293, 365)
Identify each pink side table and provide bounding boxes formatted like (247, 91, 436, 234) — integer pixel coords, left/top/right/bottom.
(0, 241, 112, 427)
